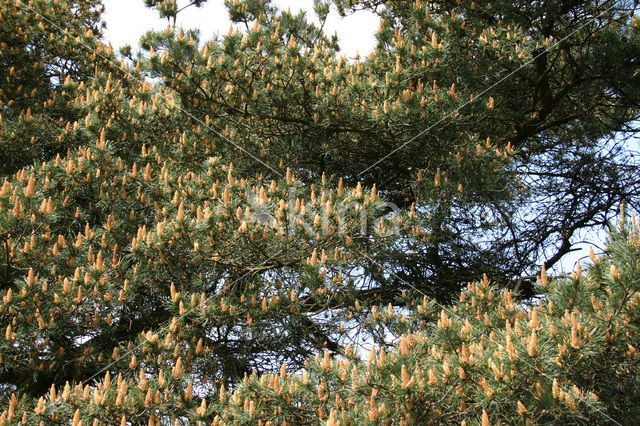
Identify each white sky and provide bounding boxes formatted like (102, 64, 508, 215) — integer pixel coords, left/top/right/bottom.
(102, 0, 380, 59)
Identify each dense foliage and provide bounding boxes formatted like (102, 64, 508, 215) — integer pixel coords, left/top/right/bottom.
(2, 217, 640, 424)
(213, 223, 640, 425)
(0, 0, 639, 423)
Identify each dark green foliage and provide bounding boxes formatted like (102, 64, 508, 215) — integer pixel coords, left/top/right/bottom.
(0, 0, 639, 423)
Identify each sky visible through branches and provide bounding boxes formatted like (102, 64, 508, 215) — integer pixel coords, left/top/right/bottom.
(101, 0, 627, 274)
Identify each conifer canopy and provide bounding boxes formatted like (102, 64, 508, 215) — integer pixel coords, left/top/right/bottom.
(0, 0, 639, 423)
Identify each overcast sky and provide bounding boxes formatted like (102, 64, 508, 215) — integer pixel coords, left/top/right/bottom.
(102, 0, 379, 59)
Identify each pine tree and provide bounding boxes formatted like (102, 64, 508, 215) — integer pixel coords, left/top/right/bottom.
(213, 223, 640, 424)
(0, 0, 109, 176)
(0, 0, 639, 423)
(138, 0, 640, 298)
